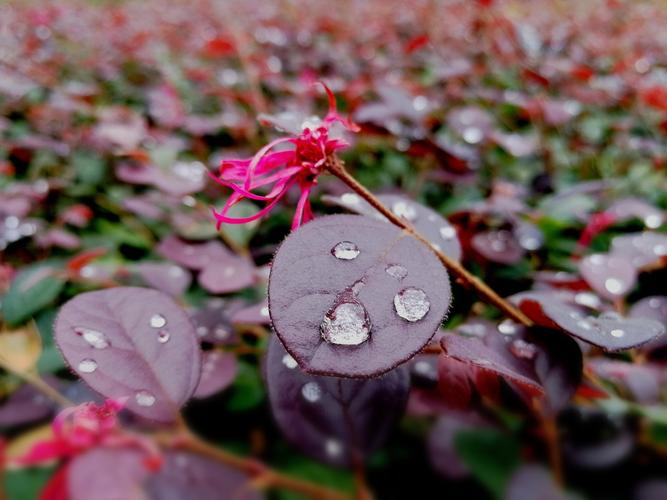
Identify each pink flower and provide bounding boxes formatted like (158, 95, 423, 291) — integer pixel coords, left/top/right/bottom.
(210, 84, 359, 230)
(18, 399, 125, 465)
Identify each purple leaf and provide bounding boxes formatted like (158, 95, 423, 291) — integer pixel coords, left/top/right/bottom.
(588, 359, 661, 403)
(0, 378, 60, 427)
(231, 299, 271, 325)
(158, 236, 224, 270)
(324, 193, 462, 262)
(505, 465, 570, 500)
(514, 294, 665, 351)
(68, 447, 150, 500)
(265, 335, 409, 466)
(610, 232, 667, 269)
(54, 287, 202, 422)
(144, 450, 261, 500)
(579, 253, 637, 300)
(193, 351, 238, 399)
(629, 296, 667, 353)
(133, 262, 192, 297)
(269, 214, 451, 377)
(189, 299, 239, 345)
(471, 229, 525, 264)
(606, 198, 664, 228)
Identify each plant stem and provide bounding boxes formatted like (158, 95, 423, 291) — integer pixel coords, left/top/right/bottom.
(0, 360, 73, 408)
(325, 156, 534, 327)
(162, 426, 350, 500)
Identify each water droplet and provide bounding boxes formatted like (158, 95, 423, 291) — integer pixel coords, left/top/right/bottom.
(589, 255, 605, 266)
(157, 330, 171, 343)
(78, 358, 97, 373)
(654, 244, 667, 256)
(331, 241, 360, 260)
(196, 326, 209, 337)
(350, 280, 365, 295)
(458, 323, 487, 337)
(392, 201, 417, 221)
(463, 127, 483, 144)
(645, 214, 662, 229)
(150, 314, 167, 328)
(214, 327, 228, 339)
(575, 292, 601, 309)
(282, 354, 298, 369)
(610, 328, 625, 338)
(75, 327, 109, 349)
(413, 360, 435, 378)
(394, 287, 430, 322)
(604, 278, 623, 295)
(440, 226, 456, 240)
(648, 298, 662, 309)
(577, 320, 592, 330)
(79, 265, 95, 278)
(135, 390, 156, 407)
(510, 339, 537, 360)
(320, 300, 371, 346)
(497, 319, 518, 335)
(341, 193, 361, 205)
(260, 306, 270, 318)
(223, 267, 236, 277)
(325, 438, 343, 458)
(301, 382, 321, 403)
(385, 264, 408, 280)
(169, 266, 184, 278)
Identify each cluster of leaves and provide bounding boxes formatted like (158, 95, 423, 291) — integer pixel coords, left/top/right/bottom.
(1, 0, 667, 499)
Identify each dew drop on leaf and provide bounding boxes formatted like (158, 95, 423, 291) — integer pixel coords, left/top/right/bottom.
(510, 339, 538, 360)
(331, 241, 360, 260)
(394, 287, 430, 322)
(282, 354, 298, 369)
(135, 390, 156, 407)
(610, 329, 625, 338)
(392, 201, 418, 221)
(320, 298, 371, 346)
(157, 330, 171, 343)
(301, 382, 322, 402)
(149, 314, 167, 328)
(385, 264, 408, 280)
(325, 438, 343, 458)
(75, 327, 109, 349)
(78, 358, 97, 373)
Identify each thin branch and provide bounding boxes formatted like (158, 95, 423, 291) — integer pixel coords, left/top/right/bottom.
(0, 360, 73, 408)
(325, 156, 534, 327)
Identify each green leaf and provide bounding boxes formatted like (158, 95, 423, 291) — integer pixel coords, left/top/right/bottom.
(218, 200, 261, 247)
(1, 264, 66, 327)
(225, 361, 264, 411)
(5, 466, 56, 500)
(454, 428, 521, 498)
(72, 151, 107, 186)
(273, 453, 354, 500)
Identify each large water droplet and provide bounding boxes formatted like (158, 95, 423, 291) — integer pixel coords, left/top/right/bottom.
(394, 287, 430, 322)
(497, 319, 518, 335)
(75, 327, 109, 349)
(150, 314, 167, 328)
(282, 354, 298, 369)
(392, 201, 417, 221)
(301, 382, 322, 402)
(385, 264, 408, 280)
(135, 390, 156, 407)
(331, 241, 360, 260)
(78, 358, 97, 373)
(320, 299, 371, 346)
(157, 330, 171, 343)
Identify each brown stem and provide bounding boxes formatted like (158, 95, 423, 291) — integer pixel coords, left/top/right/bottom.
(160, 428, 350, 500)
(533, 400, 564, 486)
(325, 157, 534, 327)
(0, 360, 73, 408)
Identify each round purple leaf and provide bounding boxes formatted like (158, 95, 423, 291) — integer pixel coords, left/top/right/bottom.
(193, 351, 238, 399)
(133, 262, 192, 297)
(579, 253, 637, 300)
(54, 287, 202, 422)
(269, 214, 451, 377)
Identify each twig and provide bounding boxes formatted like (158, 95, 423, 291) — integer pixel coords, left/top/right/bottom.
(0, 360, 73, 408)
(325, 156, 534, 327)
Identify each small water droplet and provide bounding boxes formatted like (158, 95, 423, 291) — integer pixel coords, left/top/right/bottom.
(645, 214, 662, 229)
(196, 326, 209, 337)
(79, 265, 95, 278)
(150, 314, 167, 328)
(214, 327, 228, 339)
(331, 241, 360, 260)
(75, 327, 109, 349)
(413, 360, 435, 378)
(260, 306, 270, 317)
(135, 390, 156, 407)
(463, 127, 483, 144)
(301, 382, 321, 402)
(392, 201, 417, 221)
(169, 266, 184, 278)
(458, 323, 487, 337)
(325, 438, 343, 458)
(394, 287, 430, 322)
(350, 280, 365, 295)
(341, 193, 361, 205)
(589, 255, 605, 266)
(604, 278, 623, 295)
(385, 264, 408, 280)
(320, 299, 371, 346)
(440, 226, 456, 240)
(497, 319, 518, 335)
(610, 328, 625, 338)
(157, 330, 171, 343)
(282, 354, 298, 369)
(510, 339, 537, 359)
(577, 320, 592, 330)
(78, 358, 98, 373)
(648, 298, 662, 309)
(575, 292, 601, 309)
(654, 244, 667, 256)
